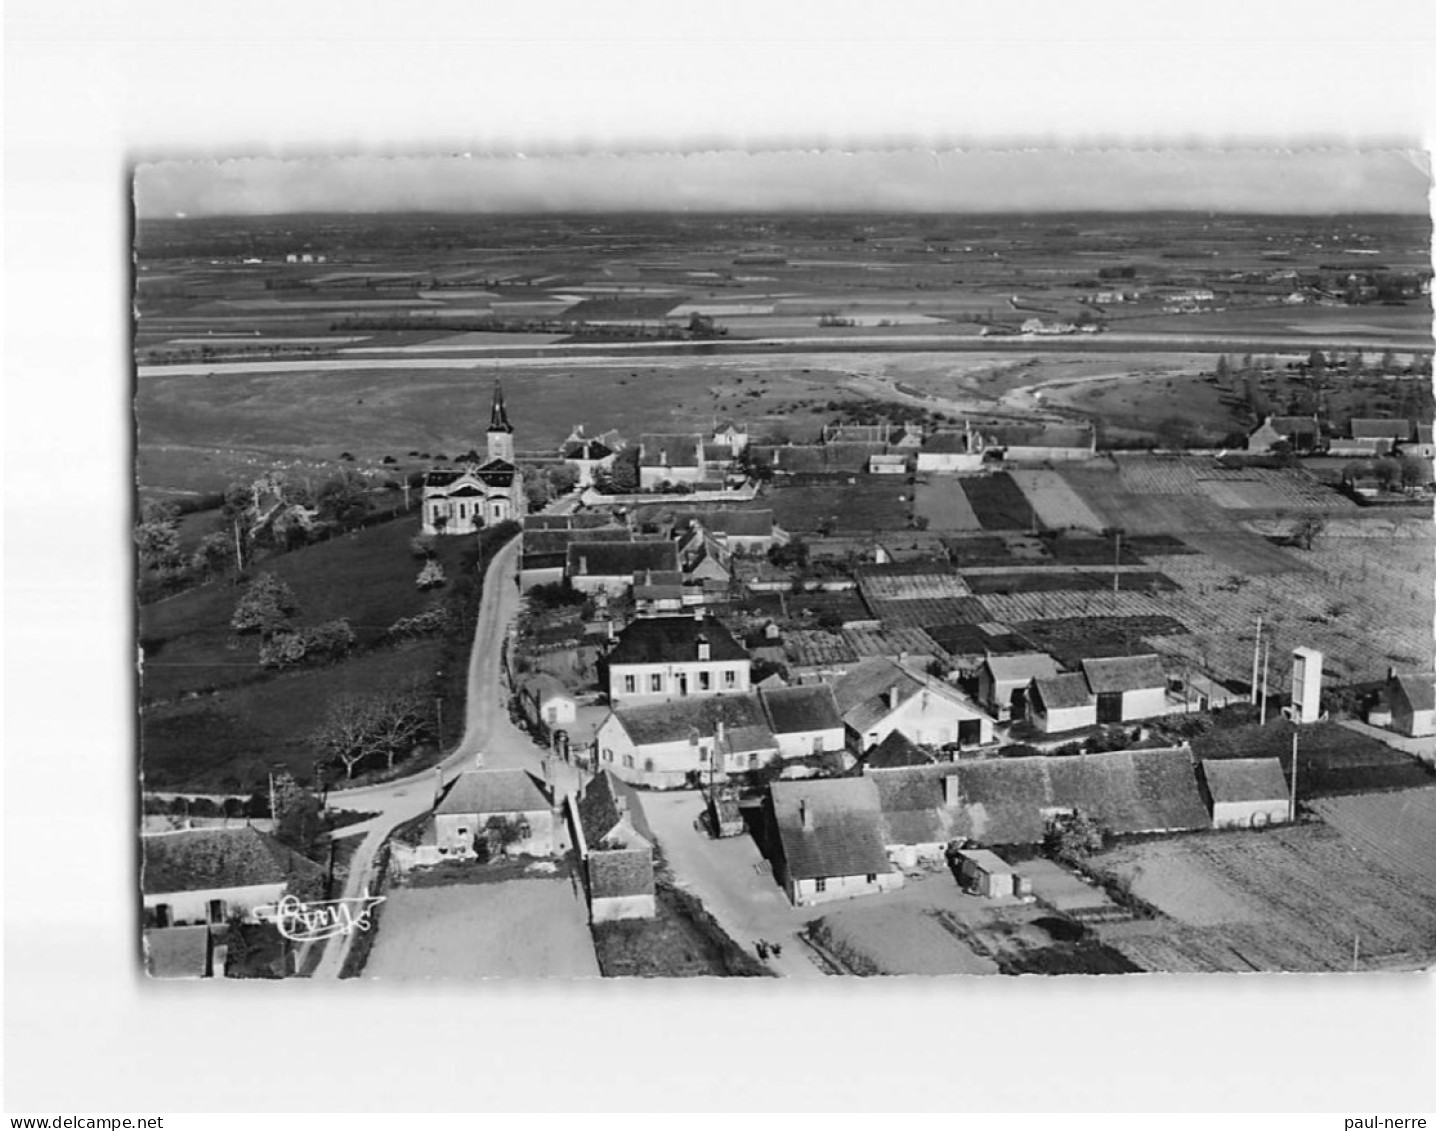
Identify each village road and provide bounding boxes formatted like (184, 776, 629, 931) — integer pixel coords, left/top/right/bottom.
(640, 791, 830, 979)
(311, 536, 573, 978)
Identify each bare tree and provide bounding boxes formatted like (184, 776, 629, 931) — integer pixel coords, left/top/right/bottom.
(309, 681, 434, 779)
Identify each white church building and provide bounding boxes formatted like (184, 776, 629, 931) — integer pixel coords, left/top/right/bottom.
(421, 382, 524, 535)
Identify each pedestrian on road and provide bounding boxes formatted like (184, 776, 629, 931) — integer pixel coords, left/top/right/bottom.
(772, 942, 783, 958)
(756, 940, 769, 960)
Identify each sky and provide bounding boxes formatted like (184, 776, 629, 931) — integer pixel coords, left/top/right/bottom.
(135, 148, 1432, 218)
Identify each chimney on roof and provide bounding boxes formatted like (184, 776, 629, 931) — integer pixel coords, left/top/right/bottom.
(887, 685, 901, 712)
(799, 799, 814, 831)
(943, 774, 960, 807)
(694, 607, 705, 622)
(716, 720, 726, 745)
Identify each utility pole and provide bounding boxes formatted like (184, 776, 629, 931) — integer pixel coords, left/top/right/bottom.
(1250, 616, 1263, 705)
(1112, 529, 1123, 594)
(1289, 730, 1299, 825)
(1259, 637, 1272, 726)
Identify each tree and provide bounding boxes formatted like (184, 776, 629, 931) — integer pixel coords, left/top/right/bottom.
(309, 682, 434, 779)
(190, 531, 234, 580)
(410, 533, 437, 559)
(1043, 810, 1109, 866)
(1373, 457, 1402, 492)
(231, 573, 298, 638)
(484, 815, 528, 858)
(1399, 455, 1432, 491)
(1214, 355, 1232, 383)
(270, 772, 324, 858)
(134, 517, 181, 570)
(315, 471, 371, 526)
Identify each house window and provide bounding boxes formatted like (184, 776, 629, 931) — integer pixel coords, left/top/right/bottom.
(623, 675, 636, 694)
(458, 503, 467, 519)
(623, 755, 634, 768)
(457, 827, 469, 838)
(699, 671, 712, 691)
(815, 878, 827, 893)
(812, 735, 824, 754)
(602, 748, 613, 763)
(866, 874, 877, 884)
(207, 899, 226, 924)
(153, 903, 172, 928)
(546, 707, 558, 723)
(650, 674, 663, 693)
(643, 759, 655, 773)
(723, 670, 736, 688)
(699, 747, 709, 762)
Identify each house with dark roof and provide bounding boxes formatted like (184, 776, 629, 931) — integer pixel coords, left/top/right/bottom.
(570, 770, 656, 922)
(768, 778, 903, 906)
(1030, 672, 1098, 734)
(1200, 758, 1291, 829)
(1080, 654, 1168, 723)
(638, 434, 708, 488)
(594, 691, 775, 788)
(568, 539, 680, 597)
(141, 826, 326, 931)
(832, 656, 994, 752)
(915, 428, 985, 473)
(1350, 418, 1416, 455)
(631, 569, 687, 616)
(520, 515, 629, 590)
(422, 383, 524, 532)
(604, 612, 751, 706)
(561, 425, 622, 487)
(976, 652, 1063, 722)
(760, 683, 845, 760)
(674, 508, 778, 553)
(518, 673, 579, 730)
(434, 769, 556, 857)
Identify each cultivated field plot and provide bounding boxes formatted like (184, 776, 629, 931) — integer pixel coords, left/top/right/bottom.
(964, 571, 1177, 595)
(1013, 616, 1189, 667)
(978, 589, 1178, 626)
(361, 875, 600, 979)
(943, 534, 1051, 567)
(765, 479, 914, 533)
(1007, 469, 1108, 532)
(912, 480, 984, 531)
(809, 903, 998, 975)
(1090, 825, 1436, 972)
(857, 571, 973, 602)
(867, 596, 991, 630)
(958, 474, 1040, 531)
(1193, 720, 1432, 798)
(784, 629, 859, 667)
(1308, 788, 1436, 882)
(843, 626, 945, 659)
(1114, 454, 1350, 512)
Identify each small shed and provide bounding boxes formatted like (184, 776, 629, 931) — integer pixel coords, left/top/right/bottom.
(705, 788, 747, 838)
(952, 848, 1019, 898)
(1201, 758, 1290, 829)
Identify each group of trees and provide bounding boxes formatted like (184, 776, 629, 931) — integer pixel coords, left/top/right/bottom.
(591, 447, 640, 495)
(308, 679, 437, 781)
(523, 463, 581, 510)
(229, 572, 356, 670)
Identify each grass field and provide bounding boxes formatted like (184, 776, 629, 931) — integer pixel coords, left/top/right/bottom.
(765, 477, 914, 533)
(1089, 822, 1436, 972)
(1006, 469, 1108, 531)
(912, 479, 983, 531)
(591, 881, 772, 978)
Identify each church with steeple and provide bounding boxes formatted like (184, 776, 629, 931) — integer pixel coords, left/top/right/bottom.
(420, 381, 524, 535)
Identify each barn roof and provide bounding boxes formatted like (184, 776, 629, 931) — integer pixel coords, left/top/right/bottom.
(1033, 672, 1094, 711)
(1081, 654, 1166, 694)
(760, 684, 843, 736)
(920, 431, 974, 454)
(986, 424, 1094, 449)
(1389, 672, 1436, 714)
(606, 614, 747, 666)
(1351, 418, 1415, 441)
(639, 434, 702, 468)
(563, 438, 615, 461)
(588, 849, 656, 900)
(870, 768, 953, 845)
(520, 673, 575, 705)
(143, 926, 211, 979)
(860, 729, 937, 770)
(831, 657, 926, 731)
(141, 827, 324, 896)
(568, 539, 678, 578)
(436, 770, 551, 817)
(770, 778, 894, 881)
(1200, 758, 1289, 805)
(983, 652, 1062, 684)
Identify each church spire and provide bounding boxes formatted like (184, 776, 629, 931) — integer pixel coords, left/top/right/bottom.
(488, 380, 513, 434)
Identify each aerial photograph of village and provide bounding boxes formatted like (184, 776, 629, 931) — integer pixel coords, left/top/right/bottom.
(133, 152, 1436, 981)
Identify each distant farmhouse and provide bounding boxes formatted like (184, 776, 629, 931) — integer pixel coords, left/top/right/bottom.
(422, 382, 523, 533)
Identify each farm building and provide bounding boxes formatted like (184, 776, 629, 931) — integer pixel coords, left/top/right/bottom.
(1080, 654, 1168, 723)
(1398, 423, 1435, 459)
(560, 427, 621, 488)
(518, 673, 578, 730)
(1246, 415, 1322, 454)
(869, 453, 910, 475)
(915, 429, 985, 473)
(833, 656, 995, 752)
(434, 770, 556, 858)
(520, 514, 629, 591)
(952, 848, 1022, 898)
(760, 683, 846, 760)
(1350, 418, 1417, 455)
(1379, 670, 1436, 738)
(570, 770, 656, 923)
(768, 778, 903, 907)
(1200, 758, 1290, 829)
(674, 508, 778, 553)
(907, 746, 1211, 843)
(983, 423, 1096, 464)
(594, 691, 776, 788)
(977, 652, 1063, 722)
(603, 613, 751, 706)
(631, 569, 687, 616)
(639, 433, 740, 488)
(1030, 672, 1098, 734)
(568, 539, 679, 597)
(421, 383, 524, 533)
(141, 826, 325, 934)
(709, 422, 749, 457)
(705, 787, 747, 837)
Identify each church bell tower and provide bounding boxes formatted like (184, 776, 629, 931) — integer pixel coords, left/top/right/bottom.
(486, 380, 514, 464)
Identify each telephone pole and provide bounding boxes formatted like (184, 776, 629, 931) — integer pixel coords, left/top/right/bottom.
(1259, 637, 1272, 725)
(1250, 616, 1263, 705)
(1288, 730, 1299, 825)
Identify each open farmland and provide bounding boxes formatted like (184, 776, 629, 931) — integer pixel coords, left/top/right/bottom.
(1089, 823, 1436, 972)
(958, 473, 1040, 530)
(1307, 788, 1436, 881)
(912, 478, 984, 531)
(1007, 469, 1108, 531)
(765, 477, 915, 533)
(1192, 719, 1434, 797)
